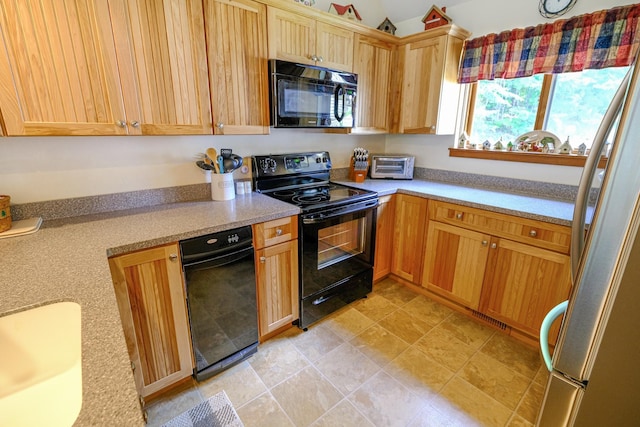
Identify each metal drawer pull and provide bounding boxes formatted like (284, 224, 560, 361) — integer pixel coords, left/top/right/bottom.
(481, 240, 488, 246)
(260, 256, 266, 263)
(169, 254, 178, 261)
(490, 243, 497, 249)
(529, 229, 538, 237)
(276, 228, 283, 236)
(456, 213, 463, 220)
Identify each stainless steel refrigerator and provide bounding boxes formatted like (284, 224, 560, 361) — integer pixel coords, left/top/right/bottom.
(537, 59, 640, 426)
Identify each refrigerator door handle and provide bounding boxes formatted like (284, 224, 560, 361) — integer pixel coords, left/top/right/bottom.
(540, 299, 569, 371)
(571, 68, 632, 279)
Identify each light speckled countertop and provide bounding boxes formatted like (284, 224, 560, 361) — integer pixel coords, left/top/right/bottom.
(0, 180, 577, 426)
(0, 193, 299, 426)
(336, 179, 580, 226)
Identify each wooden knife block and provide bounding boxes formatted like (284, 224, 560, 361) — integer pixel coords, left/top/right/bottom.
(348, 157, 368, 183)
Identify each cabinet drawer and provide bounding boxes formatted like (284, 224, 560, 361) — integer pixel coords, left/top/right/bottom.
(253, 215, 298, 249)
(429, 201, 571, 254)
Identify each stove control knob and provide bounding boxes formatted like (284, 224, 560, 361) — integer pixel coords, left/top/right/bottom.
(322, 156, 329, 163)
(316, 157, 321, 163)
(260, 158, 277, 174)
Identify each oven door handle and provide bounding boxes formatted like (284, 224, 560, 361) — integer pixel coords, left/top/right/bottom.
(334, 84, 345, 122)
(183, 246, 254, 271)
(302, 200, 378, 225)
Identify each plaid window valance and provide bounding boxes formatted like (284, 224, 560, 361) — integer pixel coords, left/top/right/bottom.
(457, 4, 640, 83)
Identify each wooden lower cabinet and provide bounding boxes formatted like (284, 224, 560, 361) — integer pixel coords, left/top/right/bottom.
(108, 243, 193, 399)
(373, 195, 395, 281)
(420, 200, 572, 345)
(480, 238, 572, 342)
(422, 221, 490, 310)
(253, 216, 299, 341)
(391, 194, 428, 284)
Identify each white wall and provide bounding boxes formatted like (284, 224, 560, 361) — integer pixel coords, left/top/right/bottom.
(1, 132, 385, 204)
(388, 0, 629, 186)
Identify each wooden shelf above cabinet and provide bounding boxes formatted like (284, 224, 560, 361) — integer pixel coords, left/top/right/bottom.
(449, 147, 609, 168)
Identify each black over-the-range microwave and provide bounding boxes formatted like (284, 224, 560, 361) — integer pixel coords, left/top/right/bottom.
(268, 59, 357, 128)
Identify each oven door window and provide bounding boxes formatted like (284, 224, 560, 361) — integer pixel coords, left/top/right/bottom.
(301, 208, 374, 298)
(278, 79, 333, 118)
(318, 218, 365, 269)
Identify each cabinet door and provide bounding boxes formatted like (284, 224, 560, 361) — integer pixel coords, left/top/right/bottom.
(392, 194, 428, 285)
(256, 240, 299, 339)
(316, 21, 354, 72)
(267, 7, 316, 66)
(399, 33, 463, 135)
(0, 1, 128, 135)
(353, 34, 394, 133)
(400, 35, 444, 134)
(480, 239, 572, 343)
(205, 0, 270, 135)
(119, 0, 213, 135)
(109, 244, 193, 398)
(374, 195, 396, 281)
(423, 221, 490, 310)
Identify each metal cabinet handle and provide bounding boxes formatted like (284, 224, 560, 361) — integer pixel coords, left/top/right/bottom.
(309, 54, 318, 61)
(276, 228, 283, 236)
(169, 254, 178, 262)
(481, 240, 488, 246)
(260, 256, 266, 263)
(116, 120, 127, 128)
(529, 229, 538, 237)
(456, 213, 463, 220)
(490, 243, 497, 249)
(317, 56, 323, 62)
(216, 123, 224, 129)
(130, 120, 140, 128)
(430, 125, 436, 131)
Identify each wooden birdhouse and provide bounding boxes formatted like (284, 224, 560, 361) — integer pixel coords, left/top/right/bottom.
(377, 17, 397, 35)
(422, 5, 452, 30)
(328, 3, 362, 21)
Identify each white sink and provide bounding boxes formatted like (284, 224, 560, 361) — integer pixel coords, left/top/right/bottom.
(0, 301, 82, 427)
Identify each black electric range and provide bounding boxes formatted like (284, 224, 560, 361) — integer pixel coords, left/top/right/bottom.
(252, 152, 378, 329)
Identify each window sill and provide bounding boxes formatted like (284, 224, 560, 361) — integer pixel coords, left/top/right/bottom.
(448, 148, 608, 168)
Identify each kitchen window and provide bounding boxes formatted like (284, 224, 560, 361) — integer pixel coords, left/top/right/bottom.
(452, 4, 639, 167)
(454, 66, 629, 166)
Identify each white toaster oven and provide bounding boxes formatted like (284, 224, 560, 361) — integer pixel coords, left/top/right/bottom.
(369, 154, 415, 180)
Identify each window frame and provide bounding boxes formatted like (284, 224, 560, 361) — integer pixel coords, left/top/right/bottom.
(452, 74, 608, 168)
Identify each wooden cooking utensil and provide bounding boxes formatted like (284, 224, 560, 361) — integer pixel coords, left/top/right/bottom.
(206, 148, 221, 174)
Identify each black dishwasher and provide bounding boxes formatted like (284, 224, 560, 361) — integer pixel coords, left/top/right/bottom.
(180, 226, 258, 381)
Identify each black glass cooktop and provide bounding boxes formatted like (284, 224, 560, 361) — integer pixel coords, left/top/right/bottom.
(265, 182, 375, 210)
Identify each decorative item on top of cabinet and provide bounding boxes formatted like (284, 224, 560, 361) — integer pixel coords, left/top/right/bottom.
(353, 33, 395, 133)
(377, 17, 397, 35)
(373, 195, 396, 281)
(391, 194, 428, 285)
(396, 24, 470, 135)
(267, 6, 354, 72)
(422, 5, 452, 30)
(108, 243, 193, 399)
(328, 3, 362, 22)
(204, 0, 270, 135)
(253, 216, 299, 341)
(0, 0, 212, 136)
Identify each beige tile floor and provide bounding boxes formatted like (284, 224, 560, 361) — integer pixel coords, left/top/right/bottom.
(145, 278, 547, 427)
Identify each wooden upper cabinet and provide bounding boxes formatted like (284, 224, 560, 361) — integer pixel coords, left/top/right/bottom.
(205, 0, 270, 135)
(0, 0, 212, 136)
(315, 21, 354, 72)
(398, 26, 469, 135)
(267, 7, 354, 72)
(353, 33, 394, 133)
(117, 0, 213, 135)
(0, 1, 129, 136)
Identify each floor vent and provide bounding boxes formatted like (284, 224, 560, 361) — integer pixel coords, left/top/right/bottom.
(471, 310, 508, 330)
